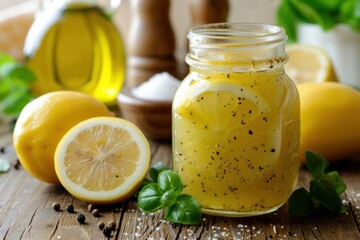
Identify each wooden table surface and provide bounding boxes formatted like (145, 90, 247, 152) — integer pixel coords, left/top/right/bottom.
(1, 124, 360, 240)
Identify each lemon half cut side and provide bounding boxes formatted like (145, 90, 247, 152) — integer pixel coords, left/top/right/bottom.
(285, 44, 337, 84)
(54, 117, 150, 204)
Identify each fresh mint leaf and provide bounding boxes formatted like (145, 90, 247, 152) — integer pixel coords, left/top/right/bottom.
(310, 179, 343, 214)
(149, 162, 169, 182)
(165, 194, 202, 225)
(305, 150, 329, 179)
(158, 170, 183, 194)
(138, 183, 164, 213)
(288, 188, 314, 216)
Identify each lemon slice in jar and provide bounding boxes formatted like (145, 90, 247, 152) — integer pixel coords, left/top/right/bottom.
(174, 79, 282, 181)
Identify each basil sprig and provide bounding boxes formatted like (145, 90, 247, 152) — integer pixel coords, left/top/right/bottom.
(0, 53, 36, 116)
(277, 0, 360, 41)
(289, 151, 347, 216)
(137, 162, 202, 225)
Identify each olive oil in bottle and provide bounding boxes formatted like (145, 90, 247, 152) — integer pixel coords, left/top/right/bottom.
(24, 1, 126, 104)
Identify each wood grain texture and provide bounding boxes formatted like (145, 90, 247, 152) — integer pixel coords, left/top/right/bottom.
(1, 130, 360, 240)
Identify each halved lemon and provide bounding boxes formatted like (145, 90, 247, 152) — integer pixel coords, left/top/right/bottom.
(285, 44, 337, 84)
(54, 117, 150, 204)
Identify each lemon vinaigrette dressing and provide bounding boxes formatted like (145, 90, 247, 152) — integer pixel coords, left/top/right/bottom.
(24, 1, 126, 104)
(172, 23, 300, 216)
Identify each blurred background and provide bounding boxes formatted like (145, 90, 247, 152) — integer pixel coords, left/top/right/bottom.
(0, 0, 280, 61)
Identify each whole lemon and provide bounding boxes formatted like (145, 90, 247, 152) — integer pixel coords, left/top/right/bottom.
(13, 91, 112, 184)
(298, 82, 360, 161)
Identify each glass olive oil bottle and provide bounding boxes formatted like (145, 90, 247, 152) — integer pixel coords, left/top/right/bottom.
(24, 1, 126, 104)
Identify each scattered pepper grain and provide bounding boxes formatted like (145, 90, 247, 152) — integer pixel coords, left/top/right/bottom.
(52, 202, 61, 211)
(13, 159, 21, 169)
(103, 226, 112, 238)
(77, 213, 86, 224)
(92, 208, 100, 217)
(97, 221, 105, 230)
(66, 204, 74, 213)
(108, 221, 116, 230)
(87, 203, 95, 212)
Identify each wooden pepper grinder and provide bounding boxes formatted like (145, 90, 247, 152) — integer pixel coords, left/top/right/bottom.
(188, 0, 229, 26)
(127, 0, 176, 87)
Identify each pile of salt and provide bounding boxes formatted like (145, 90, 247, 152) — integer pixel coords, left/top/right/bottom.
(131, 72, 181, 101)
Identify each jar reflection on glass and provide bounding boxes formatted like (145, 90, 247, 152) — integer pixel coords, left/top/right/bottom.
(172, 23, 300, 217)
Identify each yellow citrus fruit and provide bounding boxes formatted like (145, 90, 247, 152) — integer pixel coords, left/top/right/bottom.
(298, 82, 360, 161)
(54, 117, 150, 204)
(285, 44, 337, 84)
(13, 91, 112, 184)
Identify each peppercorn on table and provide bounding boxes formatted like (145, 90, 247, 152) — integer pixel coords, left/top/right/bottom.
(1, 127, 360, 239)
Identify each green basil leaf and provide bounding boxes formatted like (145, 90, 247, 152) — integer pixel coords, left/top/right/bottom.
(347, 18, 360, 31)
(0, 79, 11, 101)
(1, 89, 33, 115)
(277, 0, 298, 42)
(305, 150, 329, 179)
(310, 179, 343, 214)
(322, 171, 347, 195)
(341, 0, 360, 31)
(313, 0, 342, 11)
(0, 62, 16, 79)
(340, 0, 357, 20)
(288, 188, 314, 216)
(133, 178, 153, 197)
(289, 0, 336, 30)
(160, 189, 177, 207)
(0, 53, 15, 66)
(165, 194, 202, 225)
(149, 162, 169, 182)
(137, 183, 164, 213)
(8, 64, 36, 83)
(158, 170, 183, 194)
(340, 204, 348, 214)
(355, 0, 360, 18)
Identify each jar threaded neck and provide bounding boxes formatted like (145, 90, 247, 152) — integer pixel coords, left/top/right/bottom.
(186, 23, 288, 72)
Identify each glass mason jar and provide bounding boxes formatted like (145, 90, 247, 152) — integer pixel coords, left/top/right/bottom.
(24, 0, 125, 104)
(172, 23, 300, 217)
